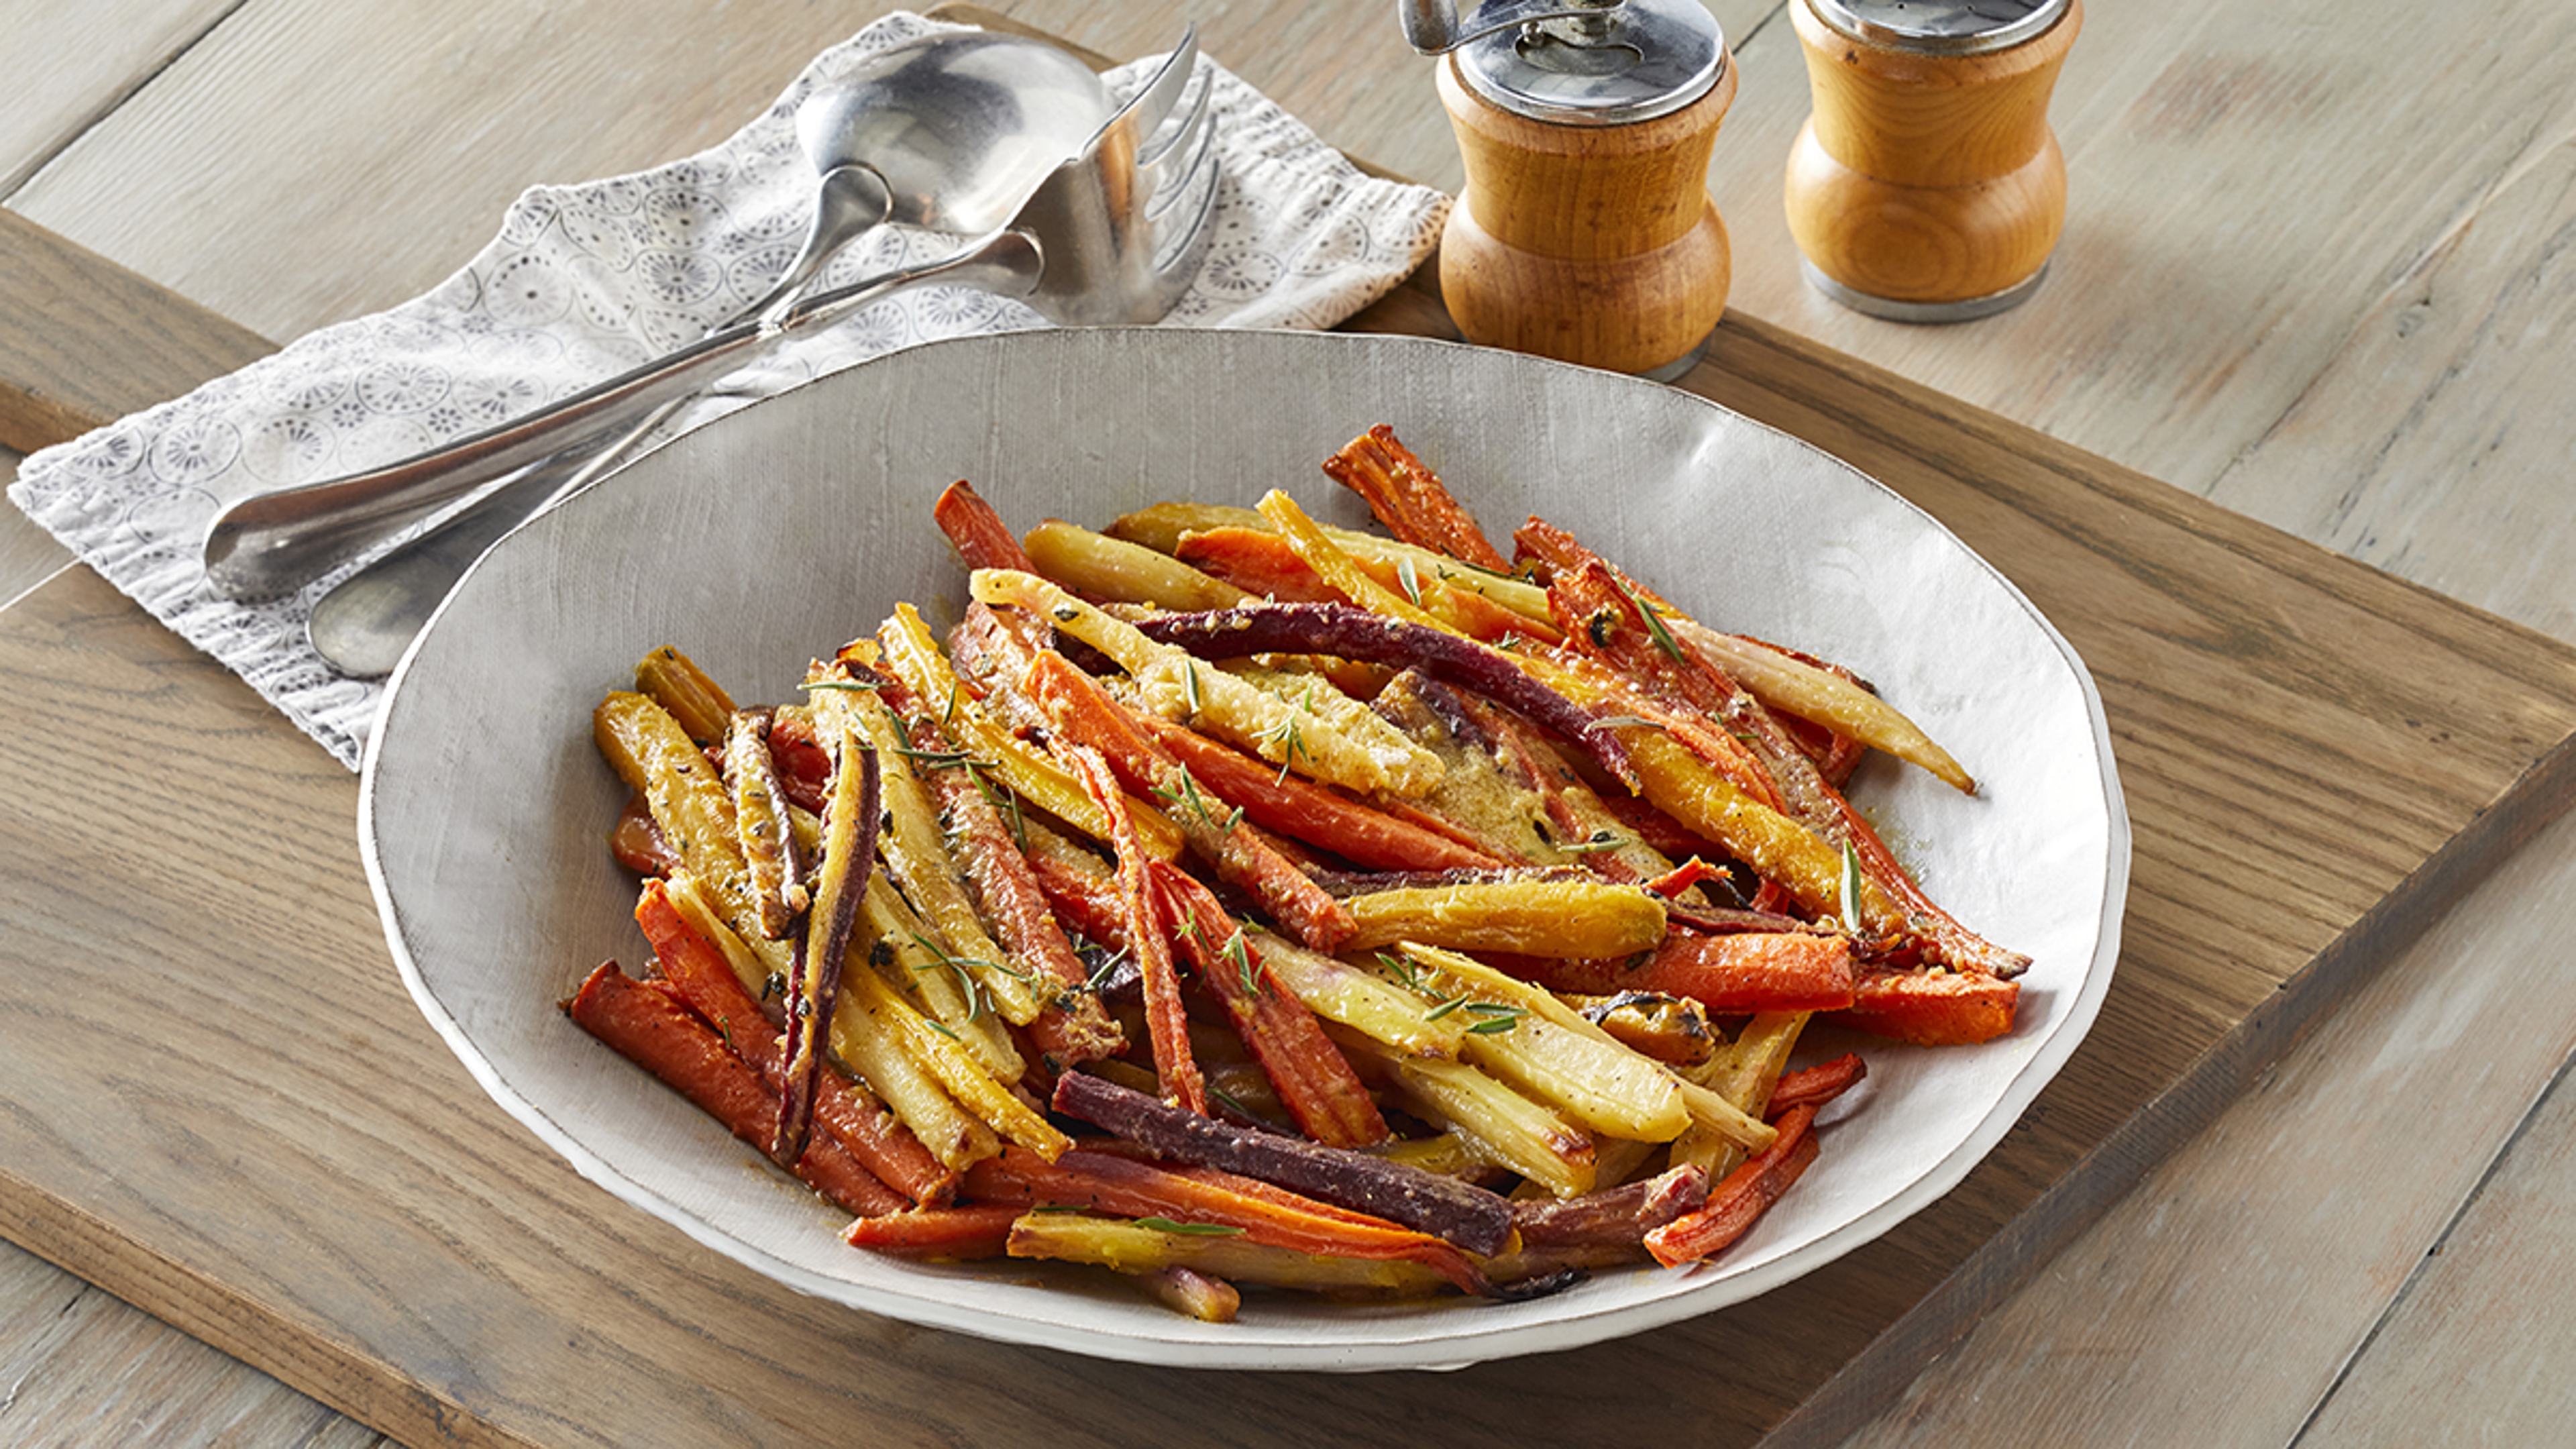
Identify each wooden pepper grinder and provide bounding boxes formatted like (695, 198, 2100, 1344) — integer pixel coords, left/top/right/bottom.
(1404, 0, 1736, 378)
(1785, 0, 2082, 321)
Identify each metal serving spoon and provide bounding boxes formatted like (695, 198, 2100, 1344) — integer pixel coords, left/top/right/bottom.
(204, 28, 1115, 604)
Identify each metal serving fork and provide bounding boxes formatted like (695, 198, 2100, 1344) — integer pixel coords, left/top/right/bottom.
(205, 30, 1216, 609)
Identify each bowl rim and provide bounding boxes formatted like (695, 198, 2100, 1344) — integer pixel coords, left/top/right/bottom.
(358, 325, 2130, 1371)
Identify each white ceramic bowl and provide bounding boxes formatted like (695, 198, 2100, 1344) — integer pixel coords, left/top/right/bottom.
(360, 327, 2127, 1371)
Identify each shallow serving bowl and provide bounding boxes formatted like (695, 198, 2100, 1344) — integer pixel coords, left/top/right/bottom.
(360, 327, 2127, 1371)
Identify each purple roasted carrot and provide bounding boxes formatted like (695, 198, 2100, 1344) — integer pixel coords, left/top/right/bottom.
(1132, 602, 1638, 790)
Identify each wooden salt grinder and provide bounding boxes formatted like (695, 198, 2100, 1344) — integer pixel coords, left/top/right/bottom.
(1786, 0, 2082, 321)
(1405, 0, 1735, 378)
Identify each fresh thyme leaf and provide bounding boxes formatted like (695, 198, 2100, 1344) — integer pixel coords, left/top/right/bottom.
(1081, 944, 1132, 994)
(800, 679, 885, 693)
(904, 928, 1008, 1020)
(1838, 840, 1862, 934)
(1132, 1217, 1245, 1236)
(1424, 995, 1468, 1022)
(1376, 950, 1423, 993)
(1558, 829, 1630, 855)
(1222, 928, 1259, 996)
(1256, 686, 1316, 784)
(1183, 661, 1203, 716)
(891, 744, 991, 771)
(1396, 555, 1424, 607)
(1154, 774, 1242, 834)
(1608, 576, 1686, 661)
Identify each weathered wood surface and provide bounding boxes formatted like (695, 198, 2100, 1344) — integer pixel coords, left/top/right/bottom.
(6, 252, 2575, 1446)
(0, 454, 73, 608)
(0, 209, 275, 455)
(10, 1, 2576, 1445)
(1825, 805, 2576, 1448)
(0, 0, 231, 196)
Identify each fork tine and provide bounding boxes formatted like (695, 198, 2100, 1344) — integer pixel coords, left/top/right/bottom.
(1144, 113, 1220, 312)
(1141, 76, 1217, 222)
(1138, 66, 1214, 190)
(1114, 26, 1200, 154)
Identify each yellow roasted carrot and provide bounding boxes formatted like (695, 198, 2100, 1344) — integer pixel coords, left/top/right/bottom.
(1340, 877, 1668, 959)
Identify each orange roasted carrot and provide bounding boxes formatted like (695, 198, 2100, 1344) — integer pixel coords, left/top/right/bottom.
(842, 1202, 1025, 1259)
(1542, 556, 1784, 812)
(1642, 1103, 1821, 1267)
(1322, 425, 1512, 573)
(1525, 519, 2027, 984)
(1515, 930, 1856, 1014)
(1831, 967, 2021, 1046)
(1022, 833, 1131, 953)
(1766, 1052, 1867, 1116)
(871, 668, 1124, 1074)
(633, 881, 956, 1205)
(1149, 859, 1390, 1149)
(1554, 930, 1858, 1014)
(566, 962, 908, 1218)
(1175, 526, 1552, 645)
(1139, 715, 1504, 873)
(963, 1146, 1493, 1296)
(1023, 649, 1356, 954)
(1068, 741, 1206, 1115)
(932, 480, 1035, 573)
(759, 709, 833, 815)
(1171, 527, 1342, 604)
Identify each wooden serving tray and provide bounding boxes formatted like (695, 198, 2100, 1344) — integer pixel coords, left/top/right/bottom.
(7, 61, 2576, 1449)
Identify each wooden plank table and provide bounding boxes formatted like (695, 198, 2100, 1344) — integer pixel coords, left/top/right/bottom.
(10, 2, 2576, 1444)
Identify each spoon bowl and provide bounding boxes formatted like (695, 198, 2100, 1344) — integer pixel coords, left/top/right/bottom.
(744, 31, 1115, 322)
(798, 30, 1114, 235)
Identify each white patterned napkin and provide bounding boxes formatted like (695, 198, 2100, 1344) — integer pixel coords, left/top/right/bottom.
(8, 11, 1450, 768)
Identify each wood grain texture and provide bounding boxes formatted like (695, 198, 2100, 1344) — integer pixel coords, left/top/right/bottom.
(0, 1240, 388, 1448)
(0, 208, 273, 455)
(2300, 1005, 2576, 1444)
(0, 453, 74, 610)
(5, 288, 2576, 1445)
(1435, 56, 1735, 370)
(1711, 0, 2576, 568)
(1823, 802, 2576, 1448)
(0, 0, 231, 195)
(1782, 0, 2076, 303)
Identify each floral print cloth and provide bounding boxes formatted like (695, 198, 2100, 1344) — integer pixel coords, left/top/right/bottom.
(8, 11, 1450, 767)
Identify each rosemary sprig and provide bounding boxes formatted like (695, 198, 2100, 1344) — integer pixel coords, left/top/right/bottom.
(890, 743, 992, 771)
(800, 678, 885, 694)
